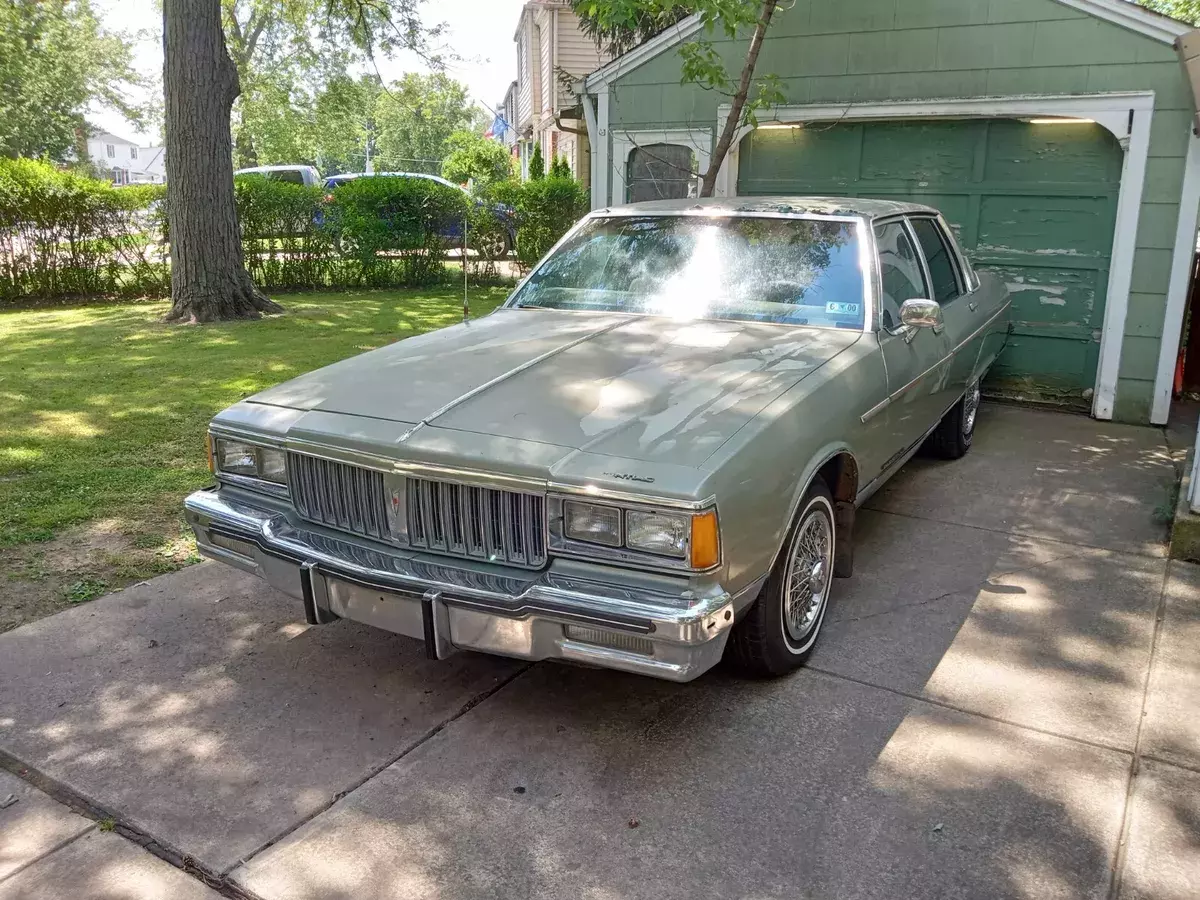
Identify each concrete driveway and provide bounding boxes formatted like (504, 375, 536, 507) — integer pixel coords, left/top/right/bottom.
(2, 405, 1197, 899)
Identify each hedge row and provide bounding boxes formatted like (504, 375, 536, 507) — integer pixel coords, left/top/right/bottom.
(0, 158, 168, 301)
(0, 158, 589, 303)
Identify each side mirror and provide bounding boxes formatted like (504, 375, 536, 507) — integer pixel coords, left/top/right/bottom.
(898, 298, 944, 332)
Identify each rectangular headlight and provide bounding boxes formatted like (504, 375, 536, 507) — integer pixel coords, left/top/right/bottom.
(625, 510, 688, 558)
(213, 437, 287, 488)
(259, 448, 287, 484)
(563, 500, 621, 547)
(216, 439, 258, 476)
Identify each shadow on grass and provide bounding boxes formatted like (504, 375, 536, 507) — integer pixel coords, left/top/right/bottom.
(0, 287, 511, 549)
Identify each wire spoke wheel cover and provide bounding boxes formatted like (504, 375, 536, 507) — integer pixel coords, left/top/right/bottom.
(963, 381, 981, 438)
(781, 500, 834, 648)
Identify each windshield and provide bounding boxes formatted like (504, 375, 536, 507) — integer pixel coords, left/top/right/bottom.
(508, 215, 867, 329)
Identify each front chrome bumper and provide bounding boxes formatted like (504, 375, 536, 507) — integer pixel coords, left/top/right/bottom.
(183, 487, 737, 682)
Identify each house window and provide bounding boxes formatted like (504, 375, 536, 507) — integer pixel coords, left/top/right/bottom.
(130, 146, 138, 160)
(626, 144, 695, 203)
(106, 144, 115, 158)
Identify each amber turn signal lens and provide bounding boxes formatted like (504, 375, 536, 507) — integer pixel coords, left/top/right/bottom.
(205, 433, 215, 475)
(690, 511, 720, 569)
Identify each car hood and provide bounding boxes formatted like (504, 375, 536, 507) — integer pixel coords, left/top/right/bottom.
(246, 309, 860, 467)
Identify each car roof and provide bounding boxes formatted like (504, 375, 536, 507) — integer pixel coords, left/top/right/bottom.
(324, 172, 464, 190)
(235, 165, 317, 174)
(597, 196, 939, 220)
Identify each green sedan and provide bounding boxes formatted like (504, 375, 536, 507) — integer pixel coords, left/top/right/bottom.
(185, 197, 1011, 682)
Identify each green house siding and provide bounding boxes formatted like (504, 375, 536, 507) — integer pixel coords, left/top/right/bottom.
(601, 0, 1195, 423)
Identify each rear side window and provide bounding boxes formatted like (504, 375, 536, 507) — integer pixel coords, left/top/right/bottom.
(874, 221, 929, 331)
(910, 217, 962, 306)
(269, 170, 306, 185)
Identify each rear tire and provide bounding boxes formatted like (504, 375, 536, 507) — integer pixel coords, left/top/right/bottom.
(926, 381, 980, 460)
(727, 481, 836, 677)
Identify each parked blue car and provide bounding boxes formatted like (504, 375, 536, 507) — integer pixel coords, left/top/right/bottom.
(322, 172, 516, 258)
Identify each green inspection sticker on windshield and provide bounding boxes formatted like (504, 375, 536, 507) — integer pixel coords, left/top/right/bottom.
(826, 301, 860, 315)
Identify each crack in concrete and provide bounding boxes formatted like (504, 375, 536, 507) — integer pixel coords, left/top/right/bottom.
(1105, 559, 1174, 900)
(0, 661, 536, 900)
(863, 506, 1168, 561)
(826, 547, 1096, 627)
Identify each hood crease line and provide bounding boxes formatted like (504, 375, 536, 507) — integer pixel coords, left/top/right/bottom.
(397, 317, 635, 444)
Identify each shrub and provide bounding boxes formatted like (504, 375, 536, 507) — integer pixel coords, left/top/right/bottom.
(509, 175, 588, 268)
(0, 158, 167, 302)
(550, 155, 572, 178)
(1, 162, 590, 303)
(528, 142, 545, 181)
(324, 175, 471, 287)
(234, 174, 331, 291)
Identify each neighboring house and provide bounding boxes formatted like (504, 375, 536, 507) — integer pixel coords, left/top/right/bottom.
(85, 129, 166, 184)
(513, 0, 612, 180)
(577, 0, 1200, 428)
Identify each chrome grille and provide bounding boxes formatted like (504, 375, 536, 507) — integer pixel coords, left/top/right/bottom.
(288, 453, 390, 541)
(406, 477, 546, 569)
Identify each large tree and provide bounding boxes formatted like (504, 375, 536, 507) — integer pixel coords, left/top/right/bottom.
(311, 75, 383, 173)
(372, 73, 482, 174)
(0, 0, 144, 160)
(575, 0, 782, 197)
(162, 0, 441, 323)
(441, 130, 514, 189)
(163, 0, 279, 323)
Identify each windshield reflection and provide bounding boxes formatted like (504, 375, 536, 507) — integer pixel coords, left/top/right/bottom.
(509, 215, 866, 330)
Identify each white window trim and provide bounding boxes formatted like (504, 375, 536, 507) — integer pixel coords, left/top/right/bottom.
(716, 92, 1156, 422)
(611, 129, 712, 206)
(1151, 130, 1200, 425)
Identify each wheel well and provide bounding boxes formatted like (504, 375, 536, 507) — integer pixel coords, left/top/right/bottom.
(817, 453, 859, 506)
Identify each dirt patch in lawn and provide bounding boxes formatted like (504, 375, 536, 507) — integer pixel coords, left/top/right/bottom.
(0, 517, 199, 633)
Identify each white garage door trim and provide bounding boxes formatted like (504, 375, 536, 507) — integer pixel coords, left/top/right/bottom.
(715, 92, 1156, 421)
(1152, 130, 1200, 425)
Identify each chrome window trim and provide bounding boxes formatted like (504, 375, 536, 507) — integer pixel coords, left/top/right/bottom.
(907, 214, 969, 304)
(870, 215, 933, 336)
(504, 211, 876, 336)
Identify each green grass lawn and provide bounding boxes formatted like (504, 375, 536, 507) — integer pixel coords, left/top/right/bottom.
(0, 286, 510, 553)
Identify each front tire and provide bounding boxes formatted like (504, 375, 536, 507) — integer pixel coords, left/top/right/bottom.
(926, 381, 980, 460)
(727, 481, 836, 677)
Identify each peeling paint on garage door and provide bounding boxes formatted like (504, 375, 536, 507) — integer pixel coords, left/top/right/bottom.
(737, 119, 1123, 407)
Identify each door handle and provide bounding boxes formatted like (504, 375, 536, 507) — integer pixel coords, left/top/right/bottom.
(969, 301, 979, 313)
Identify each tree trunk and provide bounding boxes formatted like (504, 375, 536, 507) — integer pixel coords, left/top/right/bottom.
(699, 0, 778, 198)
(162, 0, 280, 323)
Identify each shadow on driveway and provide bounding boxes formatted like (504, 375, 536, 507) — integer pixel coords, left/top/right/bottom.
(0, 404, 1194, 899)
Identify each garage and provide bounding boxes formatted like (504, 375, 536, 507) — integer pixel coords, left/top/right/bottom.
(737, 119, 1124, 407)
(581, 0, 1200, 425)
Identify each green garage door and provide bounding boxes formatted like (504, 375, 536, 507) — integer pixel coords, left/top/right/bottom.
(737, 120, 1124, 407)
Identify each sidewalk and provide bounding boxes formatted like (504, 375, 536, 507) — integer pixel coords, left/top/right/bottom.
(0, 768, 222, 899)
